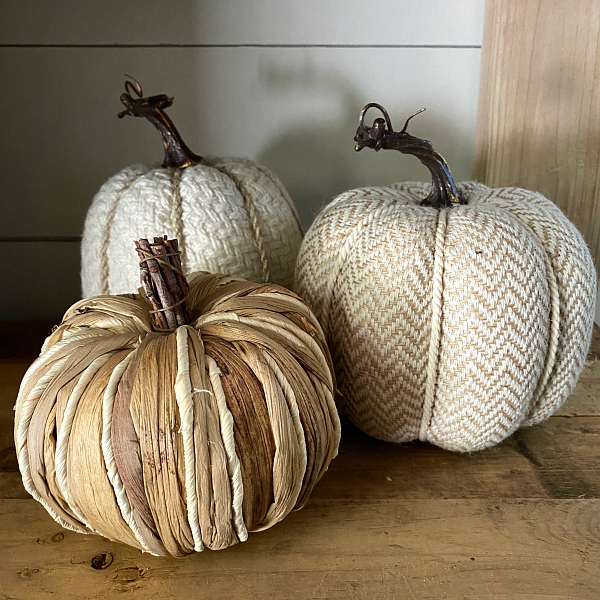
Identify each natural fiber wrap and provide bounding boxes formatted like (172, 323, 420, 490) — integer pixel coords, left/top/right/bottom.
(81, 158, 303, 296)
(15, 272, 340, 556)
(295, 181, 596, 452)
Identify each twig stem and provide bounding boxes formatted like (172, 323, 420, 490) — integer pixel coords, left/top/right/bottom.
(135, 237, 190, 331)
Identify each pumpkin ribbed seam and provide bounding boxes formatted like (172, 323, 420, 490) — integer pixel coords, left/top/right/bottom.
(488, 205, 561, 422)
(419, 208, 448, 442)
(101, 171, 148, 294)
(55, 353, 115, 527)
(208, 162, 271, 283)
(174, 327, 203, 552)
(169, 169, 186, 272)
(320, 202, 398, 338)
(256, 164, 304, 238)
(525, 246, 560, 419)
(206, 355, 248, 542)
(16, 356, 88, 533)
(101, 350, 162, 554)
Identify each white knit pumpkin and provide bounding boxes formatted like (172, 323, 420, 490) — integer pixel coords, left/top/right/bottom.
(295, 105, 597, 452)
(82, 83, 302, 297)
(82, 158, 302, 296)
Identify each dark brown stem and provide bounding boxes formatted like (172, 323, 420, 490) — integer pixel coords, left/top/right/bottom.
(119, 79, 203, 169)
(354, 103, 466, 209)
(135, 237, 191, 331)
(163, 237, 190, 322)
(151, 237, 187, 327)
(135, 242, 169, 331)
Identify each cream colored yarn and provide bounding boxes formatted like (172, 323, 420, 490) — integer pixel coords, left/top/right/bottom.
(81, 157, 303, 296)
(295, 181, 597, 452)
(14, 272, 340, 556)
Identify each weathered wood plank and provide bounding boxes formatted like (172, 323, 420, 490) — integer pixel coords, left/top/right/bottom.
(313, 415, 600, 501)
(473, 0, 600, 267)
(2, 498, 599, 600)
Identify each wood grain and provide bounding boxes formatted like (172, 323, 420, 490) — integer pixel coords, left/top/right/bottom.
(2, 498, 599, 599)
(473, 0, 600, 267)
(1, 325, 599, 598)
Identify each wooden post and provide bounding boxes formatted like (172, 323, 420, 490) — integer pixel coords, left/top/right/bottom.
(473, 0, 600, 270)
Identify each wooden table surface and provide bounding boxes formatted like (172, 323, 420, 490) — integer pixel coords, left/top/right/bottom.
(2, 323, 599, 600)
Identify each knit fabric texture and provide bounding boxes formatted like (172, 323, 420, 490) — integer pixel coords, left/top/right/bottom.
(81, 157, 302, 297)
(295, 181, 597, 452)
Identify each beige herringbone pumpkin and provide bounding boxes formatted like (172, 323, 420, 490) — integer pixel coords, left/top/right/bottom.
(295, 104, 597, 452)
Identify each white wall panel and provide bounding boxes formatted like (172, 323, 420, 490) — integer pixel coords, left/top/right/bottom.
(0, 46, 481, 236)
(0, 1, 485, 46)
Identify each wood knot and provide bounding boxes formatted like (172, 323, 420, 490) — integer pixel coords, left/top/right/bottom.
(113, 566, 148, 588)
(36, 532, 65, 545)
(18, 568, 40, 578)
(91, 553, 113, 570)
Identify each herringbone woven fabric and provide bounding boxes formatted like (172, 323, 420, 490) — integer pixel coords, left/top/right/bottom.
(295, 181, 597, 452)
(81, 158, 302, 297)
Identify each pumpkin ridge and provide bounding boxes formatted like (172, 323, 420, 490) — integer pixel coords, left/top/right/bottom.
(101, 349, 167, 555)
(173, 326, 203, 551)
(111, 333, 163, 539)
(474, 200, 562, 418)
(429, 206, 551, 450)
(318, 200, 399, 337)
(68, 349, 143, 548)
(206, 354, 248, 541)
(476, 189, 596, 424)
(253, 162, 303, 235)
(206, 160, 272, 283)
(100, 168, 151, 295)
(324, 204, 436, 441)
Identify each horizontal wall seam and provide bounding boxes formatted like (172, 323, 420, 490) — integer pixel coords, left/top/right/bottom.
(0, 43, 482, 49)
(0, 237, 82, 243)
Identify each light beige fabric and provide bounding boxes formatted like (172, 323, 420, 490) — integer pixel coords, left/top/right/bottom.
(295, 181, 597, 452)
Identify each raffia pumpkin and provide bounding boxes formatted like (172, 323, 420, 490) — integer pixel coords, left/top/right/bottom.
(15, 238, 340, 556)
(295, 104, 597, 452)
(81, 80, 302, 297)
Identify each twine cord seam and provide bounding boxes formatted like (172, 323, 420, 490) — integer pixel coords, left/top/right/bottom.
(419, 208, 447, 441)
(100, 169, 150, 294)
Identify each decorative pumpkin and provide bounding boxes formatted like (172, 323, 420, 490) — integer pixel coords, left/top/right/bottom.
(295, 103, 597, 452)
(16, 237, 339, 556)
(82, 79, 302, 297)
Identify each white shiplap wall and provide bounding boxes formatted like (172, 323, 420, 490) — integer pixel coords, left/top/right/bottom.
(1, 0, 484, 319)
